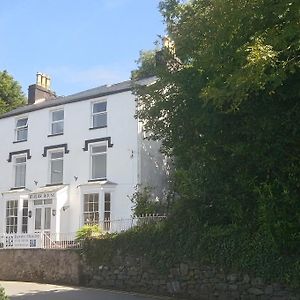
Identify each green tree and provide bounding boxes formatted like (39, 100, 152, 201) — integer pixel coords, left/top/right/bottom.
(135, 0, 300, 253)
(0, 70, 26, 115)
(131, 50, 157, 80)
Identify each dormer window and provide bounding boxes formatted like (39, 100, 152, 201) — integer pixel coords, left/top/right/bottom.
(15, 117, 28, 142)
(91, 101, 107, 128)
(50, 109, 64, 135)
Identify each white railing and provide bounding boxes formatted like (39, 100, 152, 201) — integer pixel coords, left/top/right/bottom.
(100, 214, 167, 233)
(0, 215, 167, 250)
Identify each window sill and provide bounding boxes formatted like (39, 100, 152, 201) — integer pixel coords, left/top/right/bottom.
(10, 187, 25, 190)
(48, 133, 64, 137)
(45, 183, 64, 187)
(89, 126, 107, 130)
(13, 140, 27, 144)
(88, 178, 107, 182)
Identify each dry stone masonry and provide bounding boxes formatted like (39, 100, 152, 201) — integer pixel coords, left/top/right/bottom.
(0, 249, 298, 299)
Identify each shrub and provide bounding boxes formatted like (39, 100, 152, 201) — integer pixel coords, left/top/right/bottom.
(76, 224, 102, 241)
(0, 286, 8, 300)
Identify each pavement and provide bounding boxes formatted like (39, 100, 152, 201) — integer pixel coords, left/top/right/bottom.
(0, 281, 172, 300)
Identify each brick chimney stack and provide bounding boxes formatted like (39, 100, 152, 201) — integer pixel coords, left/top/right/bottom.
(28, 73, 56, 105)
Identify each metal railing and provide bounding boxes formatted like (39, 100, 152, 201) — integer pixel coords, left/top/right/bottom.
(0, 215, 167, 250)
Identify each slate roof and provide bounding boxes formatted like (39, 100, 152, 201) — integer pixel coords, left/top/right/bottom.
(0, 77, 155, 120)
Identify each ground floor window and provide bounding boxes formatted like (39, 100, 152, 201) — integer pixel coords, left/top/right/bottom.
(104, 193, 111, 231)
(83, 193, 99, 225)
(22, 200, 28, 233)
(6, 200, 18, 234)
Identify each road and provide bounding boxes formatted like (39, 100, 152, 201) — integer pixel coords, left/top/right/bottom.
(0, 281, 168, 300)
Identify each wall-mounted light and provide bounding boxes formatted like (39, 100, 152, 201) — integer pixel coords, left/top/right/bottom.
(34, 180, 38, 186)
(74, 176, 78, 181)
(62, 205, 70, 211)
(28, 211, 32, 218)
(52, 209, 56, 217)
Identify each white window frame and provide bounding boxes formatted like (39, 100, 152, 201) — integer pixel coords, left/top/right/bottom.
(89, 143, 107, 180)
(48, 149, 64, 184)
(15, 116, 28, 142)
(21, 199, 29, 233)
(103, 192, 111, 231)
(50, 108, 64, 135)
(91, 100, 107, 128)
(13, 154, 26, 188)
(83, 193, 99, 225)
(6, 200, 18, 234)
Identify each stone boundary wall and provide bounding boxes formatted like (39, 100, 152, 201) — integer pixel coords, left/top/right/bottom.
(0, 249, 298, 299)
(0, 249, 80, 285)
(82, 255, 299, 300)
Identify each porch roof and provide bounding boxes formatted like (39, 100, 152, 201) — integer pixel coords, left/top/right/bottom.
(78, 180, 117, 188)
(29, 184, 68, 199)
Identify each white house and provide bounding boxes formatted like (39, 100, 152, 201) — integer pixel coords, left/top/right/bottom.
(0, 73, 168, 244)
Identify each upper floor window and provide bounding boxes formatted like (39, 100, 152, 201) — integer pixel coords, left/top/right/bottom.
(15, 117, 28, 142)
(49, 150, 64, 184)
(14, 155, 26, 188)
(92, 101, 107, 128)
(90, 144, 107, 180)
(50, 109, 64, 135)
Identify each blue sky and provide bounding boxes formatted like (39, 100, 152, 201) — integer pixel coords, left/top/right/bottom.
(0, 0, 165, 96)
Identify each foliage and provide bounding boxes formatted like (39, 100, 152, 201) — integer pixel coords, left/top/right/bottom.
(82, 220, 300, 287)
(0, 70, 26, 115)
(134, 0, 300, 255)
(131, 50, 157, 80)
(75, 224, 103, 241)
(0, 286, 8, 300)
(130, 185, 167, 216)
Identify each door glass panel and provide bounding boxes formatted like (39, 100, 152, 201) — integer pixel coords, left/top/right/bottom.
(44, 208, 51, 230)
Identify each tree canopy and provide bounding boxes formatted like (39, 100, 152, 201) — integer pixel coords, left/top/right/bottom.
(0, 70, 26, 115)
(134, 0, 300, 254)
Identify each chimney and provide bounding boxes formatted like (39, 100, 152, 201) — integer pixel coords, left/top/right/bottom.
(28, 73, 56, 105)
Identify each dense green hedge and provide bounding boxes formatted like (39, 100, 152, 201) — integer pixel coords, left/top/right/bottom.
(0, 286, 8, 300)
(82, 219, 300, 288)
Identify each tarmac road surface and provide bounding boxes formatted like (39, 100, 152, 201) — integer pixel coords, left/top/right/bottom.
(0, 281, 170, 300)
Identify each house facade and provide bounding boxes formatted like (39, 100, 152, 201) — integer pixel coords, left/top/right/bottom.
(0, 74, 167, 240)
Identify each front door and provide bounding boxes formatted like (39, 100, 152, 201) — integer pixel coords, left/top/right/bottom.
(34, 206, 52, 233)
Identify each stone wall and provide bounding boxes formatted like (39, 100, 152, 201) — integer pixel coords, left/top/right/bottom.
(82, 255, 299, 300)
(0, 249, 80, 285)
(0, 249, 298, 299)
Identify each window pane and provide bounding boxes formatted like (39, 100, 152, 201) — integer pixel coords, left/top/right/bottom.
(51, 159, 63, 184)
(35, 208, 42, 230)
(93, 102, 106, 113)
(92, 145, 106, 154)
(51, 121, 64, 134)
(15, 156, 26, 163)
(15, 164, 26, 187)
(92, 154, 106, 179)
(93, 113, 107, 128)
(17, 118, 28, 127)
(44, 208, 51, 230)
(51, 151, 63, 159)
(17, 128, 28, 141)
(52, 110, 64, 121)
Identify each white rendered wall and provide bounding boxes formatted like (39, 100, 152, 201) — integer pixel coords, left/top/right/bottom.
(0, 90, 139, 234)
